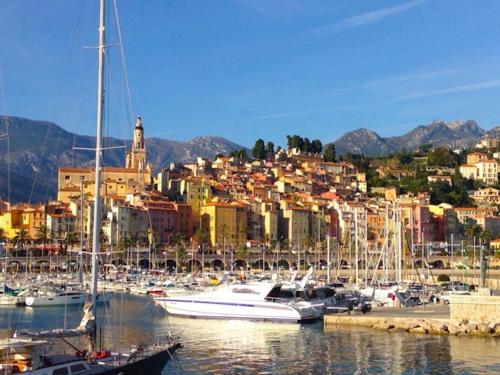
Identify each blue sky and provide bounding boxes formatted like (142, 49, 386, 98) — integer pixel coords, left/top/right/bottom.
(1, 0, 500, 147)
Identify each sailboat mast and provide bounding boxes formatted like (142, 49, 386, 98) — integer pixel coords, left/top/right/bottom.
(90, 0, 106, 319)
(79, 176, 84, 285)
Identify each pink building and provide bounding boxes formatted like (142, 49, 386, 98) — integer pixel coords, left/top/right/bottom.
(140, 200, 193, 244)
(412, 205, 433, 244)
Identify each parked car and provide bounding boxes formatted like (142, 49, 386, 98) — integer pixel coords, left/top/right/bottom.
(441, 290, 470, 304)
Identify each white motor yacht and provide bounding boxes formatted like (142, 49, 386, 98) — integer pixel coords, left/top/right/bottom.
(154, 281, 322, 323)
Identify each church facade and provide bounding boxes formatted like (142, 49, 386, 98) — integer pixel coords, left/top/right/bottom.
(57, 117, 152, 203)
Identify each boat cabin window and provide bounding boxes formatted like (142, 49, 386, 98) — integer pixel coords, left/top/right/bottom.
(52, 367, 69, 375)
(70, 363, 87, 373)
(265, 286, 295, 300)
(298, 289, 317, 300)
(315, 288, 335, 299)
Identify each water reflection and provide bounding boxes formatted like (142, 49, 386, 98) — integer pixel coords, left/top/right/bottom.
(2, 294, 499, 374)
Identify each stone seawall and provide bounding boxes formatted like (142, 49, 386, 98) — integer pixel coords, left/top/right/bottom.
(449, 294, 500, 323)
(324, 315, 500, 337)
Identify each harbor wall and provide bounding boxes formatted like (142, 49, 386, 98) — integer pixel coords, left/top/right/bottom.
(323, 314, 500, 337)
(449, 294, 500, 323)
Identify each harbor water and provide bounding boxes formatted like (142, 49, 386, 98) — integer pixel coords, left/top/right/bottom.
(1, 293, 499, 374)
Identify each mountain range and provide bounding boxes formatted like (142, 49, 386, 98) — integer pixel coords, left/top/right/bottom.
(0, 116, 498, 203)
(333, 120, 498, 155)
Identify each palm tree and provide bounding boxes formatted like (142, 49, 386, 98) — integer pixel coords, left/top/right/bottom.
(305, 235, 315, 253)
(194, 228, 209, 247)
(464, 222, 482, 240)
(480, 229, 492, 248)
(15, 228, 29, 249)
(36, 224, 52, 250)
(65, 231, 79, 250)
(0, 228, 6, 247)
(99, 228, 109, 251)
(218, 223, 229, 267)
(170, 233, 186, 273)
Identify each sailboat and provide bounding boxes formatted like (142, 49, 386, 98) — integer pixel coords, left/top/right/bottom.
(0, 255, 23, 306)
(0, 0, 181, 373)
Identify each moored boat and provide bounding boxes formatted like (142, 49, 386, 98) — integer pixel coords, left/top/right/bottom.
(155, 281, 322, 323)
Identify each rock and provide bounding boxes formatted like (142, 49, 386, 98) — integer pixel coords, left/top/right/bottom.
(466, 321, 479, 333)
(457, 324, 469, 335)
(409, 326, 428, 334)
(478, 323, 492, 335)
(495, 326, 500, 337)
(488, 321, 500, 331)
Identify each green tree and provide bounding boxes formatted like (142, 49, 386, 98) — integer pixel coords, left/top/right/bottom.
(286, 135, 304, 150)
(214, 153, 225, 160)
(266, 141, 275, 158)
(303, 138, 311, 153)
(419, 144, 433, 153)
(65, 231, 79, 249)
(480, 229, 492, 245)
(194, 228, 209, 246)
(15, 228, 30, 250)
(35, 224, 52, 249)
(170, 233, 186, 272)
(252, 139, 266, 160)
(236, 244, 248, 260)
(398, 151, 414, 165)
(427, 147, 458, 167)
(99, 228, 109, 251)
(464, 222, 482, 239)
(323, 144, 336, 162)
(311, 139, 323, 153)
(229, 149, 248, 159)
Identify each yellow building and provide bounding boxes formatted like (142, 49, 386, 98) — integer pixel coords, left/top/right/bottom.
(201, 202, 247, 247)
(280, 201, 310, 248)
(181, 178, 213, 230)
(57, 117, 151, 204)
(0, 208, 24, 239)
(0, 205, 45, 239)
(467, 152, 488, 165)
(58, 167, 150, 203)
(260, 201, 279, 244)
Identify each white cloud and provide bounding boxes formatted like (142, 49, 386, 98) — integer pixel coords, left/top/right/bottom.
(311, 0, 427, 35)
(252, 105, 357, 120)
(390, 80, 500, 101)
(363, 67, 464, 88)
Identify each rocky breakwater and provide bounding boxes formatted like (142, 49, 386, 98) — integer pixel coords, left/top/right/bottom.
(324, 295, 500, 338)
(448, 292, 500, 337)
(324, 315, 500, 337)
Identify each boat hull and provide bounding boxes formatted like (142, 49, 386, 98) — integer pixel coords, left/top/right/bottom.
(92, 344, 182, 375)
(155, 297, 319, 323)
(25, 293, 107, 307)
(0, 295, 22, 306)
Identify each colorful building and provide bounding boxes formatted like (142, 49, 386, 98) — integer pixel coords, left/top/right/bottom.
(201, 202, 248, 247)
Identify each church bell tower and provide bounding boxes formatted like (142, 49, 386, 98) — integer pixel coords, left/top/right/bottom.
(125, 117, 147, 171)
